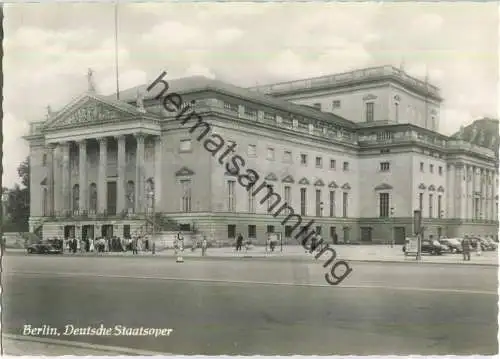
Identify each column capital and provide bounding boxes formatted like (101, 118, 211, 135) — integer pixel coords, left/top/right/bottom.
(78, 139, 88, 146)
(115, 134, 127, 141)
(98, 137, 108, 145)
(135, 133, 146, 143)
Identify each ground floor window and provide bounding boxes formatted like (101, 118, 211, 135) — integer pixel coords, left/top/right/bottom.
(315, 226, 322, 235)
(123, 225, 131, 239)
(267, 225, 275, 233)
(227, 224, 236, 239)
(248, 225, 256, 239)
(285, 226, 293, 238)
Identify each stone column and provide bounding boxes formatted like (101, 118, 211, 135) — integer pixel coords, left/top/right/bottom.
(446, 164, 454, 218)
(78, 140, 88, 213)
(466, 166, 472, 219)
(154, 136, 162, 208)
(98, 137, 108, 214)
(455, 164, 465, 219)
(47, 144, 56, 216)
(61, 142, 70, 214)
(135, 134, 145, 213)
(116, 135, 126, 214)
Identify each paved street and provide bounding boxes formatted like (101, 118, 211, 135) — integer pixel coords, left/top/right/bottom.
(2, 254, 498, 355)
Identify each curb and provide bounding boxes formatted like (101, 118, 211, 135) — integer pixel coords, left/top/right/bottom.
(6, 251, 498, 266)
(2, 334, 171, 356)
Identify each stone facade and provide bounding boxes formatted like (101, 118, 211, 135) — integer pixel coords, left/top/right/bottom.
(24, 65, 499, 244)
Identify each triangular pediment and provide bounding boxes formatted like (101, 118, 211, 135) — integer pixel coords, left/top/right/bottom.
(45, 94, 143, 129)
(437, 185, 445, 192)
(282, 175, 295, 183)
(363, 94, 377, 101)
(341, 183, 351, 190)
(418, 183, 426, 190)
(40, 177, 47, 186)
(428, 184, 436, 191)
(314, 179, 325, 187)
(328, 181, 338, 188)
(298, 177, 310, 185)
(265, 172, 278, 182)
(175, 166, 195, 177)
(374, 183, 393, 191)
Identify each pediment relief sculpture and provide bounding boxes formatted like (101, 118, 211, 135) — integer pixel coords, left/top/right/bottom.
(328, 181, 338, 188)
(298, 177, 310, 185)
(314, 179, 325, 187)
(175, 166, 195, 177)
(281, 175, 295, 183)
(428, 185, 436, 191)
(437, 186, 445, 192)
(265, 172, 278, 181)
(418, 183, 426, 190)
(341, 183, 351, 190)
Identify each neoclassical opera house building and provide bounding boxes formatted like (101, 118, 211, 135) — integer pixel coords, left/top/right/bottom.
(25, 65, 499, 244)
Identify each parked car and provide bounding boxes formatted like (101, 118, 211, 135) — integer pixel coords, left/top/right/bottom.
(26, 243, 63, 255)
(470, 237, 494, 251)
(439, 238, 462, 253)
(404, 239, 447, 255)
(484, 237, 498, 250)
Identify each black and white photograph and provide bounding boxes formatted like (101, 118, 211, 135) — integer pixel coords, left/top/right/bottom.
(1, 1, 498, 356)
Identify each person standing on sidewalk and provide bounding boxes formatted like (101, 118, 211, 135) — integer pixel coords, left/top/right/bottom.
(462, 236, 471, 261)
(201, 235, 208, 256)
(236, 233, 243, 252)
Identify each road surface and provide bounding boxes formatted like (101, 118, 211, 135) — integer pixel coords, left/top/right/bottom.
(2, 254, 498, 355)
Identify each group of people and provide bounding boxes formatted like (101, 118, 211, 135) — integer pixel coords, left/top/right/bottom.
(175, 232, 208, 256)
(52, 235, 154, 254)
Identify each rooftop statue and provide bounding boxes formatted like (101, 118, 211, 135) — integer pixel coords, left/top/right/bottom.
(136, 89, 146, 113)
(477, 129, 485, 146)
(87, 68, 96, 93)
(470, 125, 478, 143)
(46, 105, 53, 119)
(457, 125, 465, 140)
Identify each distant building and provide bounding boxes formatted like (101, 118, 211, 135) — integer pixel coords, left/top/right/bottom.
(24, 65, 498, 244)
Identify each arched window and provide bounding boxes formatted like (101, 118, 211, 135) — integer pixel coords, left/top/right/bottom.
(42, 187, 48, 216)
(145, 178, 155, 211)
(72, 184, 80, 212)
(127, 181, 135, 211)
(89, 183, 97, 213)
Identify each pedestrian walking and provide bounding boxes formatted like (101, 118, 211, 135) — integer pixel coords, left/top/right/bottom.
(462, 236, 471, 261)
(236, 233, 243, 251)
(132, 237, 138, 255)
(476, 238, 482, 256)
(201, 235, 208, 256)
(332, 231, 338, 245)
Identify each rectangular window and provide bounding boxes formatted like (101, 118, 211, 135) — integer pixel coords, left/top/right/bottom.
(248, 189, 255, 213)
(313, 103, 322, 110)
(300, 188, 307, 216)
(315, 156, 323, 168)
(285, 226, 293, 238)
(180, 179, 192, 212)
(329, 191, 335, 217)
(419, 193, 424, 212)
(227, 224, 236, 239)
(332, 100, 341, 109)
(42, 154, 47, 167)
(474, 198, 480, 219)
(244, 107, 257, 119)
(365, 102, 374, 122)
(283, 151, 292, 163)
(248, 225, 256, 239)
(284, 186, 291, 213)
(342, 192, 348, 218)
(228, 180, 236, 212)
(315, 189, 322, 217)
(343, 161, 349, 171)
(380, 162, 390, 172)
(429, 194, 433, 218)
(267, 185, 274, 211)
(247, 144, 256, 157)
(267, 148, 275, 161)
(315, 226, 322, 235)
(438, 195, 442, 218)
(379, 193, 389, 218)
(395, 102, 399, 122)
(420, 162, 424, 172)
(264, 112, 275, 121)
(330, 159, 336, 170)
(430, 164, 434, 173)
(267, 225, 275, 233)
(179, 139, 192, 152)
(438, 166, 443, 176)
(300, 154, 308, 165)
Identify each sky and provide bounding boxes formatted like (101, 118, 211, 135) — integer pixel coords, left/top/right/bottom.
(3, 1, 499, 188)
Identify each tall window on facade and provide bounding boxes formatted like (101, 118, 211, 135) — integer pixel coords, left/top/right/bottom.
(300, 188, 307, 216)
(89, 183, 98, 213)
(181, 179, 192, 212)
(429, 194, 433, 218)
(329, 191, 335, 217)
(342, 192, 348, 218)
(42, 187, 48, 216)
(247, 144, 256, 157)
(430, 164, 434, 173)
(72, 184, 80, 212)
(145, 178, 155, 211)
(332, 100, 341, 109)
(365, 102, 374, 122)
(248, 225, 256, 239)
(379, 193, 390, 218)
(330, 159, 336, 169)
(315, 189, 322, 217)
(267, 185, 275, 211)
(438, 195, 442, 218)
(394, 102, 399, 122)
(42, 154, 47, 167)
(283, 151, 292, 163)
(474, 198, 480, 219)
(343, 161, 349, 171)
(438, 166, 443, 176)
(300, 154, 308, 165)
(420, 162, 424, 172)
(315, 157, 322, 168)
(248, 189, 255, 213)
(284, 186, 291, 214)
(419, 193, 424, 212)
(126, 181, 134, 211)
(227, 180, 236, 212)
(227, 224, 236, 239)
(267, 148, 275, 161)
(267, 225, 275, 233)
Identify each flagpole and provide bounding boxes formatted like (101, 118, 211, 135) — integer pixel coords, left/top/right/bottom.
(424, 65, 429, 128)
(114, 1, 120, 100)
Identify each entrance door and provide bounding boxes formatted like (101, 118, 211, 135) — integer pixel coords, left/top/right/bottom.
(82, 225, 94, 241)
(107, 181, 117, 215)
(64, 225, 75, 239)
(393, 227, 406, 244)
(343, 227, 350, 244)
(101, 224, 113, 238)
(360, 227, 372, 242)
(437, 227, 442, 239)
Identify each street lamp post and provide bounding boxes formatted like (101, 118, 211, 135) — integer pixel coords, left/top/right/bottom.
(390, 207, 395, 247)
(149, 190, 155, 254)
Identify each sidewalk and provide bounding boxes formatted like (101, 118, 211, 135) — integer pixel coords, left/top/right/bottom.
(8, 245, 498, 266)
(2, 334, 168, 356)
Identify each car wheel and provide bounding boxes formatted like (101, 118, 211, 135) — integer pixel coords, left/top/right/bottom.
(27, 248, 33, 254)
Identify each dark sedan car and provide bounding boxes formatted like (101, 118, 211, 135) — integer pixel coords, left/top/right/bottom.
(26, 243, 63, 254)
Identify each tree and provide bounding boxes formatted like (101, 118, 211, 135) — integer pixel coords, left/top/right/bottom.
(3, 157, 30, 232)
(18, 157, 30, 188)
